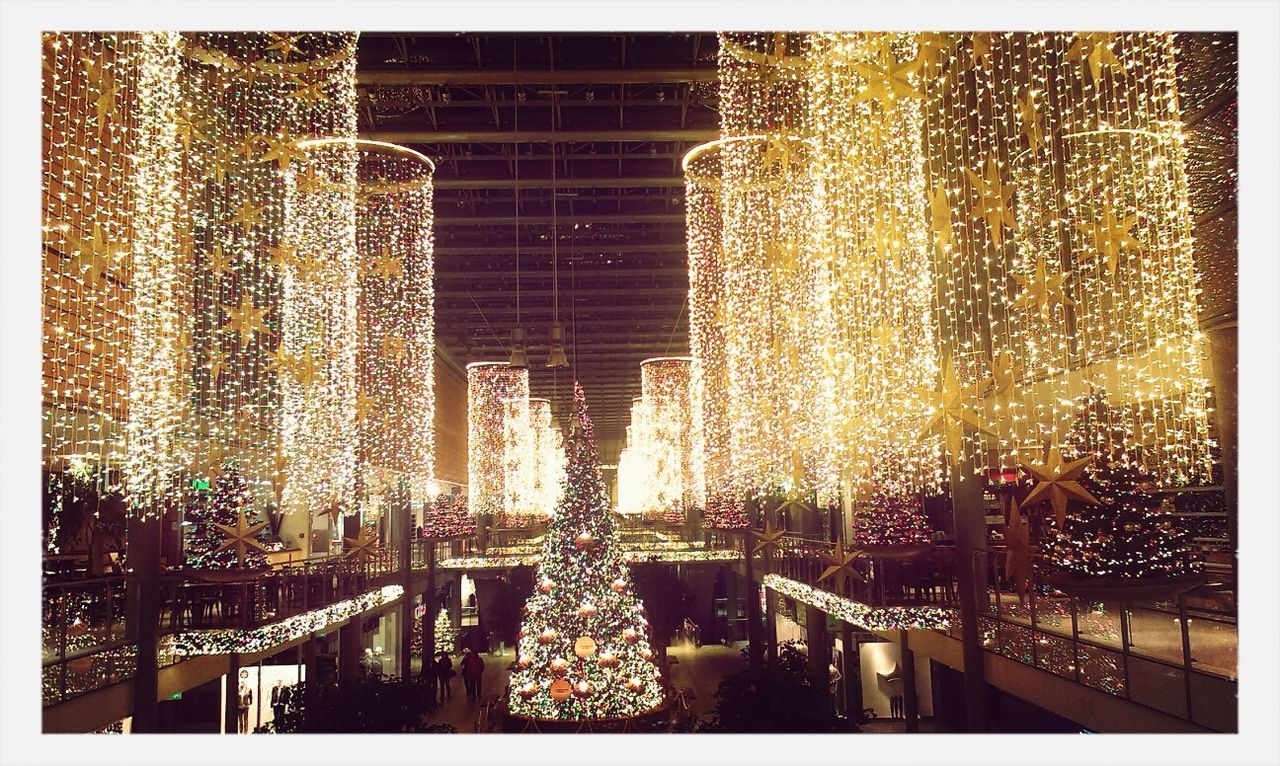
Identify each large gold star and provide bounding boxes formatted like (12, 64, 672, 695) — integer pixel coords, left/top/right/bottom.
(174, 112, 211, 153)
(207, 346, 229, 383)
(233, 134, 265, 162)
(853, 43, 920, 109)
(343, 527, 381, 561)
(63, 223, 125, 287)
(1076, 209, 1142, 275)
(979, 350, 1022, 410)
(1017, 88, 1044, 154)
(260, 133, 306, 170)
(266, 33, 303, 62)
(355, 387, 378, 423)
(230, 198, 268, 231)
(221, 295, 271, 345)
(214, 511, 269, 566)
(291, 346, 322, 387)
(93, 84, 119, 139)
(819, 540, 866, 593)
(1020, 446, 1102, 528)
(289, 77, 332, 105)
(916, 357, 994, 461)
(965, 156, 1016, 247)
(971, 32, 993, 70)
(368, 246, 404, 281)
(268, 243, 304, 272)
(1003, 495, 1033, 599)
(315, 502, 344, 528)
(380, 334, 408, 363)
(1011, 257, 1073, 319)
(927, 183, 953, 253)
(751, 517, 787, 559)
(907, 32, 951, 79)
(1065, 33, 1122, 82)
(205, 244, 239, 276)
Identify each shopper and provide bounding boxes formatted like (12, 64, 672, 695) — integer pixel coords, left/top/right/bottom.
(435, 651, 454, 703)
(461, 648, 485, 701)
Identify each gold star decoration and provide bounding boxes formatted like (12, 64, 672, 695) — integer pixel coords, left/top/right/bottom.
(93, 83, 119, 139)
(268, 242, 305, 272)
(260, 133, 306, 170)
(965, 156, 1016, 247)
(315, 502, 344, 528)
(853, 43, 920, 109)
(1017, 88, 1044, 154)
(290, 346, 322, 387)
(355, 387, 378, 423)
(266, 33, 304, 61)
(916, 357, 995, 461)
(368, 246, 404, 281)
(1076, 208, 1142, 275)
(173, 112, 211, 153)
(971, 32, 993, 70)
(751, 516, 787, 560)
(207, 346, 229, 384)
(288, 77, 332, 105)
(380, 334, 408, 363)
(204, 143, 237, 185)
(1065, 32, 1122, 82)
(907, 32, 951, 79)
(1011, 256, 1074, 319)
(1003, 495, 1033, 601)
(344, 527, 380, 561)
(204, 244, 239, 276)
(1020, 446, 1102, 528)
(215, 511, 269, 566)
(187, 44, 241, 71)
(63, 223, 126, 287)
(819, 540, 867, 593)
(230, 198, 268, 231)
(977, 350, 1022, 410)
(927, 183, 953, 253)
(760, 134, 805, 179)
(221, 295, 272, 345)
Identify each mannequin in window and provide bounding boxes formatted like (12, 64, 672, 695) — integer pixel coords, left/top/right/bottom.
(237, 681, 253, 733)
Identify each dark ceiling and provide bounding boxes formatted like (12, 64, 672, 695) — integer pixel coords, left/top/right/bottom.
(351, 32, 1237, 464)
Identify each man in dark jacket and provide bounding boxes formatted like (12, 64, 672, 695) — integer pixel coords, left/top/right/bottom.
(461, 648, 485, 701)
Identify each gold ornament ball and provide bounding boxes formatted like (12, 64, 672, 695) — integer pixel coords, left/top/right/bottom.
(610, 579, 627, 593)
(575, 532, 595, 550)
(538, 578, 555, 594)
(549, 679, 573, 701)
(598, 652, 619, 668)
(574, 636, 598, 658)
(518, 682, 540, 699)
(517, 654, 532, 669)
(623, 627, 639, 644)
(537, 628, 557, 645)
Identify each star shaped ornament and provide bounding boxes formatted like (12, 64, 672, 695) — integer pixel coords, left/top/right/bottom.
(215, 511, 269, 566)
(64, 223, 126, 287)
(965, 157, 1016, 247)
(1076, 208, 1142, 275)
(819, 540, 866, 592)
(230, 198, 268, 231)
(1017, 89, 1044, 154)
(344, 528, 380, 561)
(221, 295, 271, 345)
(1003, 495, 1033, 598)
(266, 33, 304, 62)
(751, 517, 787, 560)
(355, 387, 378, 423)
(916, 357, 995, 461)
(853, 44, 920, 109)
(981, 350, 1022, 410)
(369, 247, 404, 281)
(315, 502, 345, 528)
(260, 133, 306, 170)
(1020, 446, 1102, 528)
(1065, 33, 1122, 82)
(1012, 257, 1074, 319)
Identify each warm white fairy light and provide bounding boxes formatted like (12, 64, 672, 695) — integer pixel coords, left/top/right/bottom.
(616, 398, 654, 516)
(717, 34, 839, 503)
(468, 361, 530, 517)
(920, 33, 1213, 483)
(805, 33, 944, 498)
(502, 397, 562, 520)
(640, 357, 696, 519)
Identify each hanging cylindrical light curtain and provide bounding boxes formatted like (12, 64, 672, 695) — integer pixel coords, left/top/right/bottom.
(805, 33, 944, 500)
(616, 397, 651, 516)
(640, 357, 695, 522)
(717, 33, 838, 504)
(321, 139, 439, 519)
(683, 139, 745, 528)
(468, 361, 530, 518)
(531, 398, 566, 517)
(920, 32, 1212, 485)
(43, 33, 186, 524)
(167, 33, 359, 550)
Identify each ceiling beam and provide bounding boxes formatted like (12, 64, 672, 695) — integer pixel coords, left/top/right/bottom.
(357, 68, 719, 86)
(363, 128, 717, 144)
(434, 243, 686, 255)
(435, 213, 684, 225)
(434, 176, 682, 190)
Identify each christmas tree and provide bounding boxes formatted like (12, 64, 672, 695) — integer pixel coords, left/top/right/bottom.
(1045, 389, 1197, 580)
(852, 493, 932, 546)
(434, 608, 455, 654)
(184, 461, 266, 569)
(507, 383, 666, 721)
(702, 493, 749, 529)
(421, 492, 474, 538)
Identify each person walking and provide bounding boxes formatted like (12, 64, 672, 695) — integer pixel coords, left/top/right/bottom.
(435, 651, 454, 704)
(461, 648, 485, 701)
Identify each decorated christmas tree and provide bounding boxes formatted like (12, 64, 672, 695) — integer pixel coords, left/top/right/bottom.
(184, 461, 267, 569)
(701, 493, 749, 529)
(1044, 390, 1197, 580)
(507, 383, 666, 721)
(851, 493, 932, 547)
(421, 492, 474, 539)
(434, 607, 455, 655)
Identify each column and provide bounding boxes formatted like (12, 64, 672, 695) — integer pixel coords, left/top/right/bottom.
(804, 604, 830, 691)
(841, 622, 861, 719)
(397, 484, 413, 677)
(224, 653, 240, 735)
(764, 588, 778, 664)
(125, 512, 161, 732)
(900, 630, 919, 732)
(950, 451, 990, 732)
(1204, 319, 1237, 585)
(339, 617, 361, 681)
(422, 543, 436, 673)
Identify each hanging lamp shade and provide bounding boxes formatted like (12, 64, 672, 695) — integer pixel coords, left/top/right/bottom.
(546, 323, 568, 368)
(508, 327, 529, 369)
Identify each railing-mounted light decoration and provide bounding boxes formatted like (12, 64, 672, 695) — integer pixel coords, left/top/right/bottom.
(468, 361, 530, 518)
(920, 32, 1212, 485)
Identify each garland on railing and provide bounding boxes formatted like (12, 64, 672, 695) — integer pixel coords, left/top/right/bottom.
(436, 547, 744, 570)
(762, 573, 952, 632)
(163, 584, 402, 655)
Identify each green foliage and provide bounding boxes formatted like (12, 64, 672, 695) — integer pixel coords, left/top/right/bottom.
(701, 641, 858, 733)
(271, 676, 448, 733)
(631, 565, 693, 654)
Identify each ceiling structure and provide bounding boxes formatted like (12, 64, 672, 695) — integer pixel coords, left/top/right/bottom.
(355, 33, 718, 461)
(352, 32, 1237, 465)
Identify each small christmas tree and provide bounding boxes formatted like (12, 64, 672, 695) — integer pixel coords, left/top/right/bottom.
(852, 493, 932, 547)
(1045, 390, 1197, 580)
(184, 462, 266, 569)
(702, 493, 749, 529)
(421, 493, 474, 538)
(434, 608, 455, 655)
(507, 383, 665, 721)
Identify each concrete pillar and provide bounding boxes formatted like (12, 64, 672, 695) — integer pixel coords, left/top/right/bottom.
(397, 483, 414, 678)
(449, 572, 463, 644)
(224, 653, 240, 734)
(764, 588, 778, 664)
(804, 603, 830, 691)
(422, 544, 436, 671)
(950, 449, 990, 732)
(1204, 318, 1237, 584)
(841, 622, 861, 719)
(124, 511, 161, 732)
(339, 618, 361, 681)
(901, 630, 919, 732)
(742, 546, 765, 670)
(303, 634, 317, 685)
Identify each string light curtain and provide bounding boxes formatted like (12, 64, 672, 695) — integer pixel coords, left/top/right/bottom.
(504, 398, 565, 521)
(640, 357, 696, 522)
(43, 33, 161, 510)
(717, 33, 839, 504)
(338, 140, 437, 514)
(171, 33, 360, 535)
(805, 32, 944, 499)
(468, 361, 530, 518)
(615, 398, 652, 516)
(920, 33, 1212, 485)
